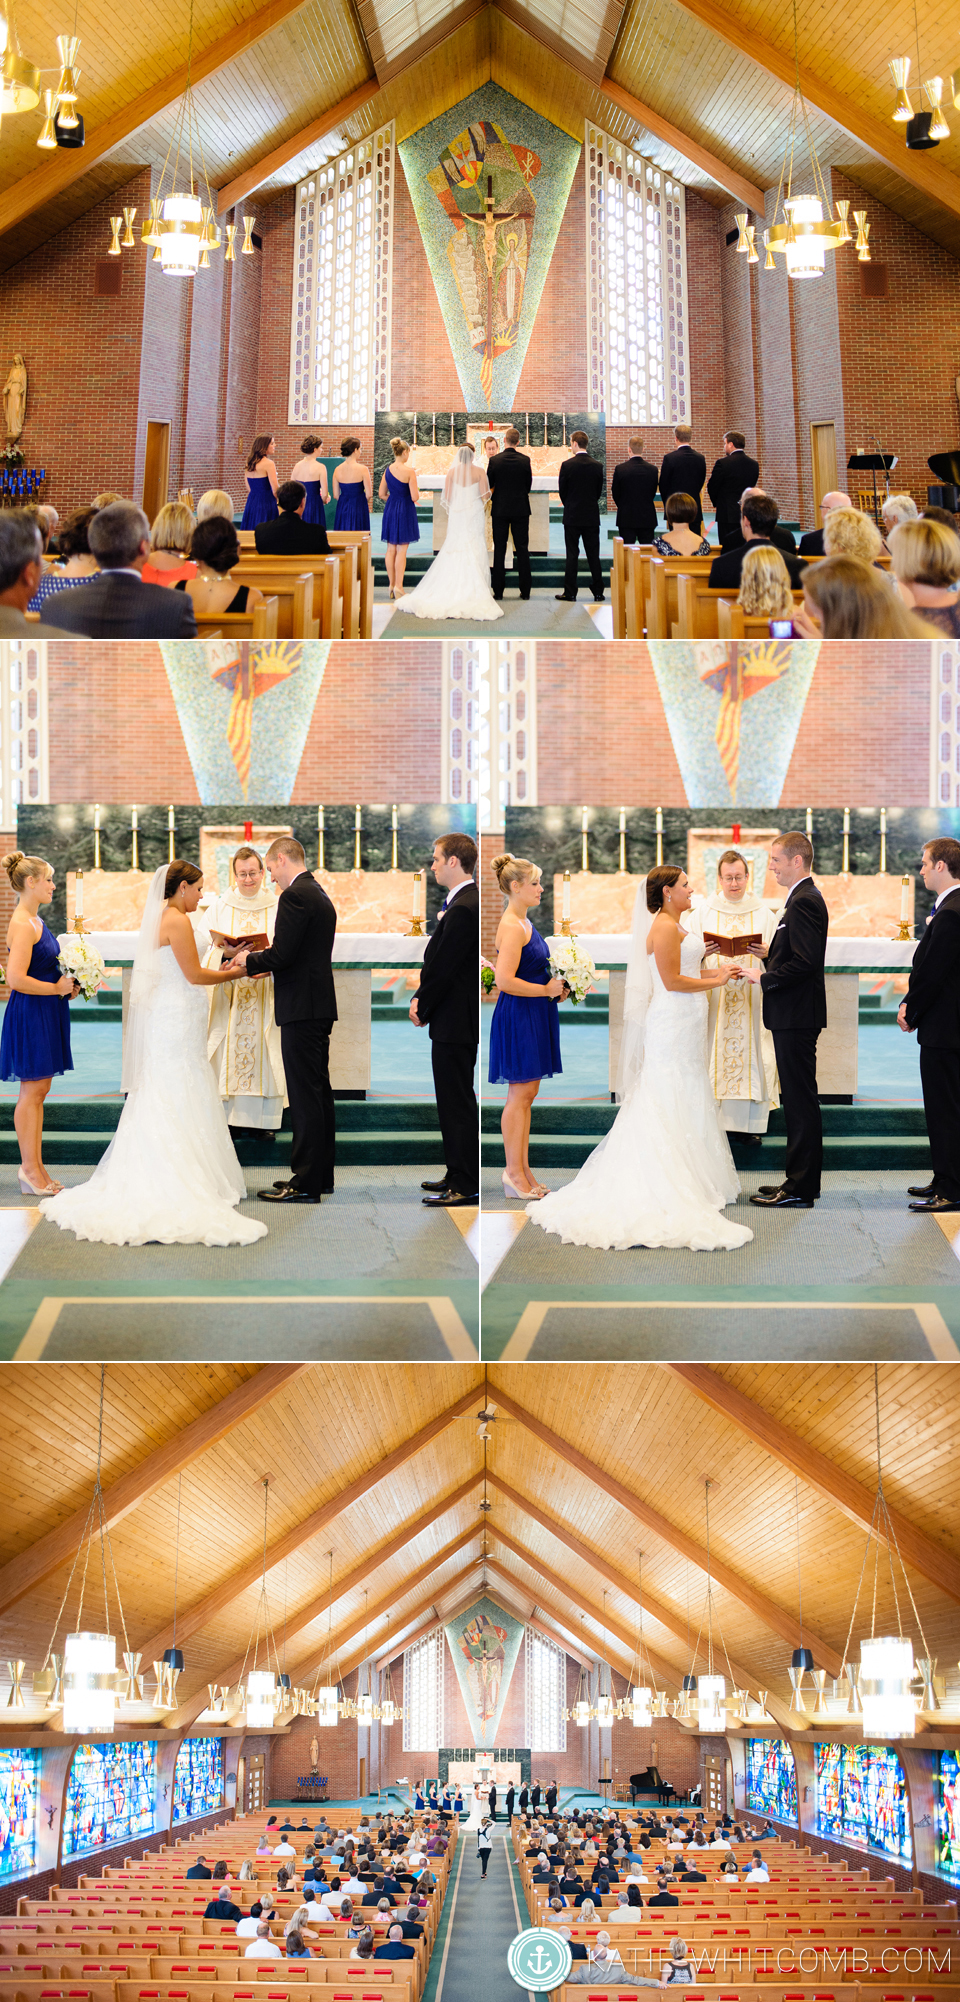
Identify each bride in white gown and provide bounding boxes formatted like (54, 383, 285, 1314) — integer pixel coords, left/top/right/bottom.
(40, 862, 268, 1248)
(528, 866, 755, 1251)
(399, 444, 503, 622)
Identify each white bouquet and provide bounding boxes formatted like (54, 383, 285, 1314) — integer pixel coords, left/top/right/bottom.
(547, 936, 597, 1006)
(58, 933, 107, 1001)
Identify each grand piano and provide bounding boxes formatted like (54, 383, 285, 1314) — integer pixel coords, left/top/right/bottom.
(927, 451, 960, 510)
(629, 1764, 678, 1805)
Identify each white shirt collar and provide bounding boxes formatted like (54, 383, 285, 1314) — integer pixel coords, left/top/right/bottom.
(783, 875, 811, 902)
(934, 884, 959, 908)
(101, 567, 145, 579)
(440, 877, 471, 909)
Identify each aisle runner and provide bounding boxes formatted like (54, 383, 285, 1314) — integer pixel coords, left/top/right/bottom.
(425, 1827, 528, 2002)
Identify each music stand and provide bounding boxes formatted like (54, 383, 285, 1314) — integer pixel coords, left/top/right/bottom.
(847, 451, 898, 524)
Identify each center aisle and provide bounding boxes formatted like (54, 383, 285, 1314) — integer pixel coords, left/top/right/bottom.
(424, 1827, 527, 2002)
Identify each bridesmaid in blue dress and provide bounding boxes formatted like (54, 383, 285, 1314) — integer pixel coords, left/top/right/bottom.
(0, 851, 78, 1196)
(240, 434, 280, 529)
(378, 438, 420, 599)
(489, 853, 564, 1201)
(290, 434, 329, 526)
(333, 437, 372, 532)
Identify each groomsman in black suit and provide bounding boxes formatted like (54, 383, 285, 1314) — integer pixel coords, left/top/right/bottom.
(749, 832, 828, 1209)
(611, 439, 659, 545)
(900, 837, 960, 1212)
(659, 425, 707, 533)
(232, 837, 338, 1204)
(411, 832, 479, 1208)
(557, 430, 605, 602)
(487, 428, 533, 600)
(706, 430, 760, 544)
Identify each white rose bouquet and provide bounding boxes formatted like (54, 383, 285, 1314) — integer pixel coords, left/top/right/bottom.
(547, 936, 597, 1006)
(58, 933, 107, 1001)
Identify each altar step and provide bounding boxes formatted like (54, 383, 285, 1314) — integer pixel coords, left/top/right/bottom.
(0, 1097, 444, 1168)
(481, 1101, 931, 1170)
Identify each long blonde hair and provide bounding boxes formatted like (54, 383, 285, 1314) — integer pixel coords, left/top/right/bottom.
(737, 544, 792, 617)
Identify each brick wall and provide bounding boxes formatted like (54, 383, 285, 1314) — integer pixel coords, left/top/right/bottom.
(390, 162, 462, 413)
(514, 157, 589, 412)
(718, 202, 759, 460)
(46, 643, 201, 800)
(0, 1804, 233, 1916)
(534, 642, 687, 800)
(781, 639, 931, 800)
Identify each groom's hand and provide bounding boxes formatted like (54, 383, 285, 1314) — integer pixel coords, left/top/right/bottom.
(897, 1000, 912, 1034)
(409, 999, 422, 1026)
(230, 948, 250, 970)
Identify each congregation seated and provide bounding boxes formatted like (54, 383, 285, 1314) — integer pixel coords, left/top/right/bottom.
(42, 500, 198, 636)
(27, 504, 99, 611)
(823, 502, 883, 564)
(653, 491, 711, 558)
(35, 502, 59, 550)
(0, 509, 74, 636)
(708, 491, 805, 589)
(721, 484, 797, 554)
(881, 488, 919, 551)
(375, 1921, 416, 1959)
(197, 487, 236, 522)
(179, 514, 265, 619)
(889, 516, 960, 634)
(923, 502, 960, 538)
(794, 552, 938, 637)
(798, 487, 851, 556)
(142, 499, 198, 587)
(254, 477, 331, 554)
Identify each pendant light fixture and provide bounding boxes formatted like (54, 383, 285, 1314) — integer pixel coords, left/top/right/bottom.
(748, 0, 864, 278)
(837, 1367, 931, 1739)
(312, 1551, 344, 1726)
(789, 1476, 815, 1714)
(619, 1552, 662, 1727)
(378, 1620, 404, 1727)
(563, 1617, 594, 1727)
(155, 1470, 186, 1711)
(239, 1478, 281, 1728)
(0, 2, 40, 115)
(595, 1593, 615, 1727)
(890, 1, 950, 145)
(356, 1592, 374, 1726)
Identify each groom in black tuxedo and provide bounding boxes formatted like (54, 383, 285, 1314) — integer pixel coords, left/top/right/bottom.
(750, 832, 828, 1209)
(411, 832, 479, 1207)
(231, 837, 337, 1205)
(487, 429, 532, 600)
(557, 430, 605, 602)
(900, 837, 960, 1212)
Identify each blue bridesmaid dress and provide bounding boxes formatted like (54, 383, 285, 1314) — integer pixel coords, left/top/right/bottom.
(488, 925, 562, 1083)
(0, 920, 73, 1081)
(381, 466, 420, 546)
(301, 476, 328, 526)
(241, 475, 279, 529)
(334, 479, 370, 532)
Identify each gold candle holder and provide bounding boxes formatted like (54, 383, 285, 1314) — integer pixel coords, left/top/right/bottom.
(391, 805, 399, 872)
(131, 807, 139, 872)
(408, 871, 425, 937)
(354, 805, 362, 872)
(168, 804, 176, 862)
(317, 804, 325, 872)
(655, 806, 663, 865)
(559, 868, 574, 937)
(73, 868, 85, 934)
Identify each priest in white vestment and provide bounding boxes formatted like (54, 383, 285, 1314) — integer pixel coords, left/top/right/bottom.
(686, 848, 779, 1137)
(202, 845, 286, 1136)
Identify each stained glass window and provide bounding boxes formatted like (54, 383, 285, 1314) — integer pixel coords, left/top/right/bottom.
(746, 1738, 797, 1822)
(936, 1750, 960, 1881)
(814, 1741, 911, 1863)
(525, 1628, 566, 1752)
(585, 125, 688, 426)
(289, 126, 394, 427)
(173, 1737, 223, 1822)
(402, 1630, 444, 1751)
(63, 1741, 157, 1858)
(0, 1748, 40, 1878)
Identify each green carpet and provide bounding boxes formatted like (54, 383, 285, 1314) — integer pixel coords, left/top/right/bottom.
(421, 1829, 525, 2002)
(380, 598, 601, 639)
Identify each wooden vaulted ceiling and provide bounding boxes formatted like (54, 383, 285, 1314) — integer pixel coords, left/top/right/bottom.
(7, 0, 960, 274)
(0, 1361, 957, 1743)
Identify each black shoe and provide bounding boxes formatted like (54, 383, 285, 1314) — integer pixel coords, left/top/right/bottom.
(750, 1189, 815, 1208)
(423, 1190, 479, 1207)
(259, 1186, 321, 1204)
(492, 594, 503, 601)
(907, 1182, 937, 1198)
(232, 1126, 274, 1142)
(757, 1184, 785, 1197)
(520, 593, 531, 600)
(273, 1178, 299, 1190)
(735, 1134, 763, 1147)
(909, 1193, 960, 1212)
(422, 1177, 452, 1192)
(555, 592, 577, 601)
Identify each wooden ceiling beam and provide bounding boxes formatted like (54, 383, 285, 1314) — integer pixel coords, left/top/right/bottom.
(490, 1381, 841, 1668)
(134, 1385, 481, 1660)
(668, 0, 960, 221)
(0, 1365, 310, 1619)
(668, 1366, 960, 1606)
(215, 81, 380, 215)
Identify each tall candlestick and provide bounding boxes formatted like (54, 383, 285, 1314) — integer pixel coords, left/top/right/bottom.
(655, 806, 663, 866)
(168, 804, 176, 862)
(93, 803, 101, 872)
(842, 807, 850, 876)
(879, 807, 887, 874)
(805, 807, 813, 837)
(391, 804, 399, 872)
(619, 808, 626, 875)
(74, 868, 84, 928)
(562, 872, 571, 920)
(131, 806, 139, 872)
(354, 804, 362, 872)
(581, 806, 589, 873)
(900, 875, 910, 923)
(408, 869, 424, 937)
(317, 804, 325, 871)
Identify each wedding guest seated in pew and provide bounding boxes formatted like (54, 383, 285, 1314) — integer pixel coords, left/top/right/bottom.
(204, 1887, 242, 1921)
(660, 1939, 698, 1987)
(880, 489, 918, 552)
(737, 543, 794, 630)
(744, 1849, 769, 1880)
(823, 503, 884, 566)
(142, 501, 197, 587)
(567, 1937, 658, 1988)
(244, 1922, 281, 1959)
(179, 516, 265, 622)
(648, 1874, 679, 1907)
(653, 492, 711, 558)
(889, 516, 960, 636)
(43, 501, 197, 638)
(722, 485, 797, 555)
(352, 1929, 376, 1961)
(237, 1900, 276, 1937)
(793, 553, 936, 638)
(185, 1854, 211, 1880)
(27, 505, 100, 612)
(556, 1928, 587, 1962)
(197, 488, 235, 523)
(285, 1930, 313, 1960)
(254, 479, 330, 556)
(708, 492, 805, 591)
(375, 1923, 416, 1960)
(238, 1858, 258, 1882)
(798, 488, 851, 556)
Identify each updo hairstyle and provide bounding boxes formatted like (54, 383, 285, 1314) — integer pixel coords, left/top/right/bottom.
(646, 864, 683, 912)
(390, 437, 410, 459)
(491, 852, 540, 895)
(164, 859, 204, 899)
(1, 851, 49, 893)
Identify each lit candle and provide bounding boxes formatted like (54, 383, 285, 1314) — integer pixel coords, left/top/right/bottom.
(879, 807, 887, 874)
(168, 805, 175, 832)
(391, 804, 399, 872)
(562, 871, 571, 920)
(317, 805, 325, 872)
(75, 868, 83, 920)
(581, 805, 589, 872)
(655, 805, 663, 865)
(93, 803, 101, 872)
(354, 804, 362, 871)
(900, 875, 910, 922)
(805, 807, 813, 836)
(131, 805, 138, 871)
(413, 871, 421, 920)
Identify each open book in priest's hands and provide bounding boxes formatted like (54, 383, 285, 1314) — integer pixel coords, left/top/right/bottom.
(702, 930, 764, 956)
(209, 930, 270, 955)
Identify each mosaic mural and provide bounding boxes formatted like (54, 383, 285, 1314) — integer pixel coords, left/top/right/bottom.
(158, 642, 330, 803)
(399, 85, 580, 410)
(647, 642, 821, 806)
(444, 1594, 524, 1745)
(0, 1749, 39, 1878)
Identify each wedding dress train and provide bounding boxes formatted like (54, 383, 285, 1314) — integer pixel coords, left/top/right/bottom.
(528, 930, 754, 1251)
(399, 463, 503, 622)
(41, 936, 268, 1249)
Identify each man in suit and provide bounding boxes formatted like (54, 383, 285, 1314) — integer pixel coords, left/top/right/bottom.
(254, 479, 330, 554)
(546, 1782, 558, 1815)
(411, 832, 479, 1207)
(798, 489, 853, 557)
(505, 1783, 516, 1819)
(519, 1785, 529, 1813)
(647, 1877, 680, 1907)
(43, 501, 197, 636)
(487, 428, 532, 599)
(706, 430, 760, 544)
(233, 837, 337, 1204)
(900, 837, 960, 1211)
(396, 1908, 424, 1939)
(611, 439, 659, 545)
(374, 1927, 415, 1961)
(488, 1782, 497, 1822)
(557, 430, 605, 601)
(0, 510, 70, 636)
(680, 1866, 706, 1882)
(531, 1781, 542, 1809)
(749, 831, 829, 1209)
(719, 486, 797, 556)
(659, 424, 707, 532)
(186, 1856, 212, 1878)
(708, 492, 806, 591)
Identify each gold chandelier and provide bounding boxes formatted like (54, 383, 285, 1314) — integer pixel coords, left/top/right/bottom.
(738, 0, 870, 278)
(889, 1, 953, 147)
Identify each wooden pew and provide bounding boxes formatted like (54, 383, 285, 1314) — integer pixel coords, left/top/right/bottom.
(207, 570, 318, 640)
(326, 536, 364, 640)
(194, 598, 279, 640)
(645, 555, 716, 638)
(717, 594, 804, 639)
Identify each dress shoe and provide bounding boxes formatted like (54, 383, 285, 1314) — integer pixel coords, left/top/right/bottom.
(272, 1178, 333, 1193)
(909, 1193, 960, 1212)
(750, 1189, 814, 1208)
(757, 1184, 785, 1197)
(259, 1186, 321, 1204)
(555, 592, 577, 601)
(907, 1182, 937, 1198)
(423, 1190, 479, 1208)
(422, 1177, 452, 1192)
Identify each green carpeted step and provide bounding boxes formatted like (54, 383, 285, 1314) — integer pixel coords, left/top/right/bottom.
(480, 1102, 930, 1134)
(1, 1127, 445, 1168)
(482, 1132, 932, 1168)
(859, 1010, 902, 1026)
(557, 1009, 609, 1025)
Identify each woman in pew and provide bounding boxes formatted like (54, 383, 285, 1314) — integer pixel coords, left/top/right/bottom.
(792, 554, 935, 639)
(178, 517, 266, 621)
(737, 543, 794, 632)
(654, 491, 712, 558)
(333, 437, 372, 533)
(285, 1930, 313, 1959)
(889, 517, 960, 636)
(659, 1939, 698, 1986)
(142, 501, 197, 587)
(238, 1859, 258, 1883)
(350, 1928, 376, 1961)
(290, 435, 330, 526)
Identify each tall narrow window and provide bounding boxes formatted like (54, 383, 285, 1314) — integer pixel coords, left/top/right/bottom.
(479, 640, 538, 827)
(525, 1627, 566, 1752)
(0, 642, 49, 819)
(585, 124, 688, 426)
(403, 1630, 445, 1750)
(289, 124, 395, 428)
(442, 640, 481, 804)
